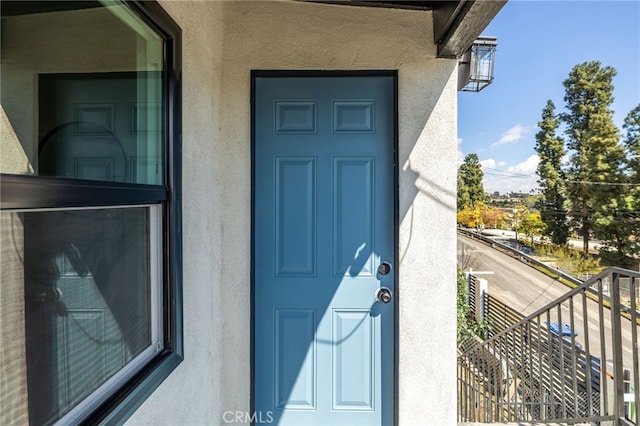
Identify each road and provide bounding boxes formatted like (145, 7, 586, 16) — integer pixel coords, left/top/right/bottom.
(458, 233, 572, 315)
(457, 232, 636, 371)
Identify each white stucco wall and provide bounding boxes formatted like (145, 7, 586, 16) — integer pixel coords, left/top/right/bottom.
(127, 1, 458, 424)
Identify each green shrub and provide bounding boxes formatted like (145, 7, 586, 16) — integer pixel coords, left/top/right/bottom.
(457, 267, 489, 347)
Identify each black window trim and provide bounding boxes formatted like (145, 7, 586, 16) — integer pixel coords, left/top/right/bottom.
(90, 1, 184, 424)
(0, 174, 168, 209)
(0, 1, 183, 424)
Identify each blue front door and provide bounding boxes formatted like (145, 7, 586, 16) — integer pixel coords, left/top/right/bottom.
(253, 75, 395, 425)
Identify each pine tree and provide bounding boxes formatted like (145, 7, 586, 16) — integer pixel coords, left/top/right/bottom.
(615, 105, 640, 264)
(457, 153, 485, 211)
(535, 100, 569, 245)
(457, 173, 472, 212)
(595, 106, 640, 267)
(624, 105, 640, 180)
(561, 61, 624, 257)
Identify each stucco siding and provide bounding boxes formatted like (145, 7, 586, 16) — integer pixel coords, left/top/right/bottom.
(128, 1, 457, 425)
(398, 60, 458, 424)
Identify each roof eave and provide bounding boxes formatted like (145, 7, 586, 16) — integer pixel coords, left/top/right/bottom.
(435, 0, 507, 58)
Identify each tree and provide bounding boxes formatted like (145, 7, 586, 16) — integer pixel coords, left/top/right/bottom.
(623, 105, 640, 188)
(598, 105, 640, 267)
(512, 205, 526, 243)
(623, 105, 640, 262)
(457, 153, 485, 211)
(535, 100, 569, 245)
(519, 211, 546, 246)
(561, 61, 624, 256)
(457, 173, 471, 211)
(480, 206, 507, 229)
(456, 203, 484, 230)
(534, 63, 638, 266)
(456, 202, 507, 233)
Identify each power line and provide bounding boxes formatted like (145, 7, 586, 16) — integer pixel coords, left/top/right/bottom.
(562, 179, 640, 187)
(481, 166, 640, 187)
(482, 166, 536, 178)
(460, 161, 640, 190)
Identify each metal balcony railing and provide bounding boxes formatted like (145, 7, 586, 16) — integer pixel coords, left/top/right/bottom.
(458, 267, 639, 425)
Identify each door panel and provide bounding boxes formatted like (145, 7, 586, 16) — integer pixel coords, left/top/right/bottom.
(254, 75, 395, 425)
(274, 309, 316, 410)
(332, 309, 374, 410)
(275, 157, 316, 276)
(333, 157, 375, 276)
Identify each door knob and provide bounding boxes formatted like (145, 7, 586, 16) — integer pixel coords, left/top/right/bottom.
(375, 287, 393, 303)
(378, 261, 392, 275)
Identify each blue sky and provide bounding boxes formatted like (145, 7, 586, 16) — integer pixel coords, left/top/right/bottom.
(458, 0, 640, 194)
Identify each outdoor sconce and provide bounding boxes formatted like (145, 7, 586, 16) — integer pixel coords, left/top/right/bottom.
(458, 36, 498, 92)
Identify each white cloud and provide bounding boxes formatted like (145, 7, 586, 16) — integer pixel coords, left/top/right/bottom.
(481, 155, 540, 194)
(480, 158, 497, 169)
(506, 155, 539, 176)
(479, 158, 508, 172)
(490, 124, 528, 148)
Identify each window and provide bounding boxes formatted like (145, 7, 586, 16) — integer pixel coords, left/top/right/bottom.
(0, 1, 182, 424)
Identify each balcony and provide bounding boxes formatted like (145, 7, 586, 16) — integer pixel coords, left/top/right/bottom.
(458, 266, 639, 425)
